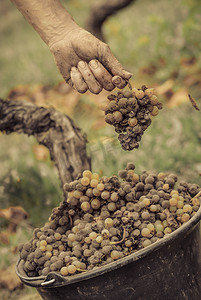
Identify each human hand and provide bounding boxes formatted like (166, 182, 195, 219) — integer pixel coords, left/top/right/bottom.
(49, 26, 132, 94)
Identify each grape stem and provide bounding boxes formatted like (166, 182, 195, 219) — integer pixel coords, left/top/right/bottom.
(69, 215, 73, 226)
(77, 268, 87, 272)
(110, 227, 126, 245)
(191, 191, 201, 201)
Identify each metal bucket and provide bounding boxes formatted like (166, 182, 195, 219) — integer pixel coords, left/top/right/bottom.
(16, 205, 201, 300)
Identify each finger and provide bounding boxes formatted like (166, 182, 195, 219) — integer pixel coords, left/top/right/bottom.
(112, 75, 127, 89)
(98, 43, 133, 80)
(88, 59, 115, 91)
(66, 78, 73, 87)
(70, 67, 88, 93)
(78, 61, 103, 94)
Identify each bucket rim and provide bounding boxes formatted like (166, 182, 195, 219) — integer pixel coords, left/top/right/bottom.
(16, 199, 201, 288)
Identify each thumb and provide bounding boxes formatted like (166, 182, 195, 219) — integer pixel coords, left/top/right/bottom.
(98, 42, 133, 80)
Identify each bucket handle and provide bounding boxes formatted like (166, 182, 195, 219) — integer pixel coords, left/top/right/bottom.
(41, 278, 56, 286)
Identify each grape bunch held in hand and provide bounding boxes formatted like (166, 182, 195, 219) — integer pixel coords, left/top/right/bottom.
(100, 85, 163, 151)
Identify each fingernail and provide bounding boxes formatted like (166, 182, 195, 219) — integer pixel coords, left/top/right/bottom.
(89, 60, 98, 69)
(71, 66, 77, 72)
(112, 75, 122, 85)
(122, 71, 133, 79)
(112, 76, 126, 89)
(78, 61, 86, 69)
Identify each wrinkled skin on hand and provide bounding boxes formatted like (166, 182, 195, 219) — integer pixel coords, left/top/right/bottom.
(50, 26, 132, 94)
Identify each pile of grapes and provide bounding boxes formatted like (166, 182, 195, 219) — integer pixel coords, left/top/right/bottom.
(19, 163, 200, 278)
(100, 85, 163, 151)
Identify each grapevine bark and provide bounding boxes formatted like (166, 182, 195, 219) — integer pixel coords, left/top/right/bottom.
(0, 99, 91, 194)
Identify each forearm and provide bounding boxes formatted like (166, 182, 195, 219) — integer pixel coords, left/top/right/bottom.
(11, 0, 77, 46)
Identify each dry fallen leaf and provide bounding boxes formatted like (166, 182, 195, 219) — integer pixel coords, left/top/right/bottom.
(166, 88, 189, 108)
(33, 144, 49, 161)
(0, 206, 28, 224)
(0, 232, 9, 245)
(0, 206, 29, 243)
(155, 79, 174, 96)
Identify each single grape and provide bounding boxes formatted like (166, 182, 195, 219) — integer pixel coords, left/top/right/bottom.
(46, 245, 53, 252)
(68, 233, 76, 242)
(107, 202, 116, 212)
(170, 190, 179, 196)
(133, 88, 144, 99)
(89, 232, 98, 240)
(39, 245, 46, 252)
(110, 250, 120, 260)
(60, 267, 69, 276)
(141, 228, 151, 237)
(97, 183, 105, 191)
(162, 183, 169, 191)
(83, 170, 92, 179)
(90, 179, 99, 188)
(84, 236, 91, 244)
(132, 173, 140, 183)
(96, 235, 103, 244)
(128, 117, 138, 127)
(149, 95, 158, 105)
(142, 239, 152, 248)
(54, 233, 61, 240)
(164, 227, 172, 234)
(40, 240, 47, 247)
(113, 111, 123, 123)
(85, 188, 94, 198)
(183, 204, 193, 213)
(151, 106, 159, 116)
(73, 190, 83, 199)
(150, 204, 157, 212)
(181, 213, 190, 223)
(91, 199, 101, 210)
(169, 206, 177, 213)
(81, 202, 91, 212)
(176, 208, 184, 215)
(93, 188, 101, 197)
(101, 190, 110, 200)
(105, 218, 114, 228)
(101, 229, 110, 238)
(81, 177, 90, 186)
(110, 192, 119, 202)
(67, 264, 77, 274)
(177, 201, 184, 209)
(155, 224, 164, 232)
(141, 211, 150, 220)
(157, 172, 167, 180)
(147, 223, 155, 232)
(169, 198, 178, 207)
(143, 198, 150, 206)
(145, 88, 155, 97)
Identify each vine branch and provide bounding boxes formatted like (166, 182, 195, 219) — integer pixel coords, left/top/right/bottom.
(85, 0, 135, 41)
(0, 99, 91, 195)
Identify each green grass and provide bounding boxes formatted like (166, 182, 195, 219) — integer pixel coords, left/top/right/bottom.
(0, 134, 62, 227)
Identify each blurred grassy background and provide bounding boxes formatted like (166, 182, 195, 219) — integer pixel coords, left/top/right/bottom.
(0, 0, 201, 268)
(0, 0, 201, 298)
